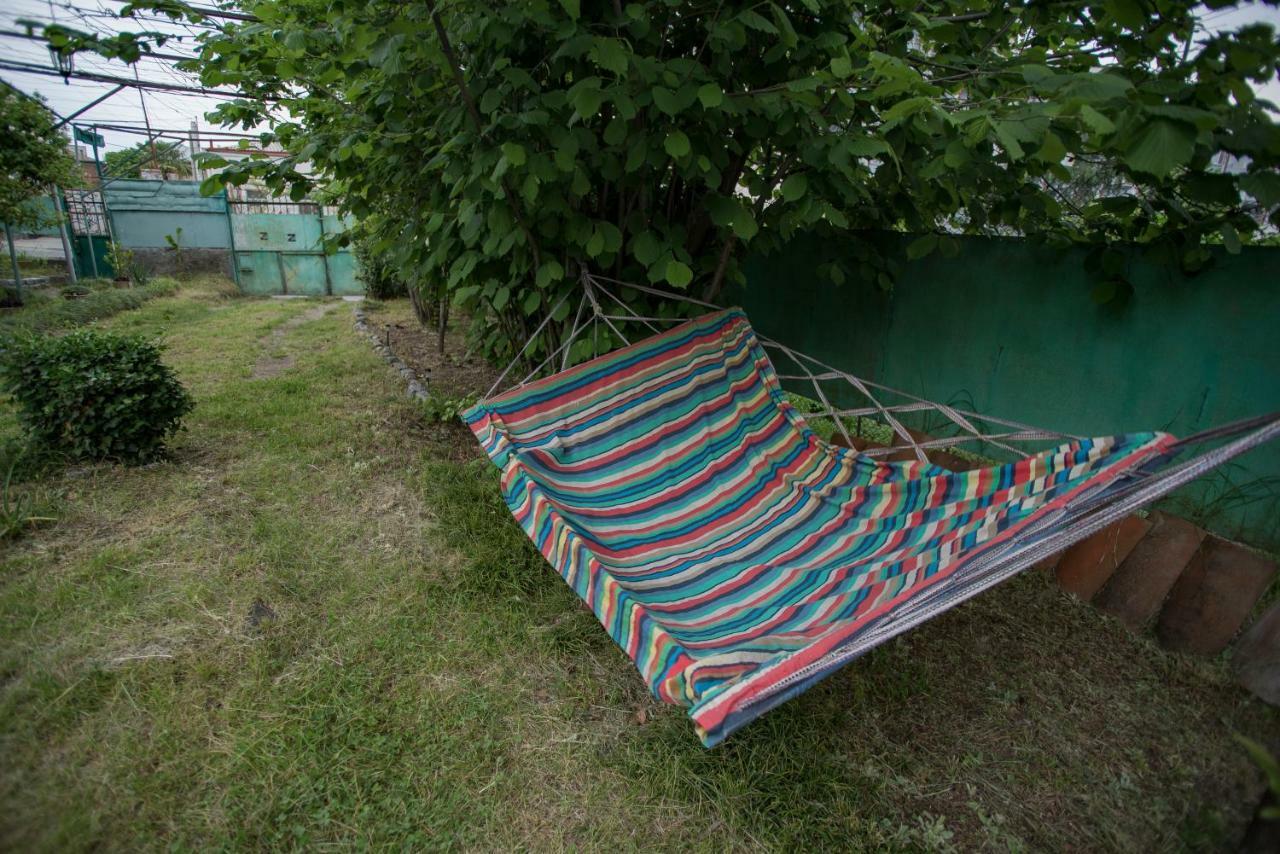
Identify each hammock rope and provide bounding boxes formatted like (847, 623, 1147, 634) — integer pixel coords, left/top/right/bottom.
(467, 269, 1280, 745)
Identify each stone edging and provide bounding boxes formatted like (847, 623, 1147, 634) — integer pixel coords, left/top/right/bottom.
(352, 303, 429, 401)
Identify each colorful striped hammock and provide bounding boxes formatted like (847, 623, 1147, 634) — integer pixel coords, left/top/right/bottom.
(463, 297, 1277, 746)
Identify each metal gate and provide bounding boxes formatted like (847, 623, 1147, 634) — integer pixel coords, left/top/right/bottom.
(62, 189, 114, 279)
(228, 200, 359, 296)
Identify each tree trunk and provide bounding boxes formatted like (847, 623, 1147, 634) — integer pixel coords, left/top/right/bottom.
(408, 283, 432, 328)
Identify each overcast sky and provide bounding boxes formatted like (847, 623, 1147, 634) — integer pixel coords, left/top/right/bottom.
(2, 0, 1278, 154)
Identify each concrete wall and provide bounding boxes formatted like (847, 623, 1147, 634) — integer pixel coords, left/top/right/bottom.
(132, 247, 233, 279)
(737, 232, 1280, 552)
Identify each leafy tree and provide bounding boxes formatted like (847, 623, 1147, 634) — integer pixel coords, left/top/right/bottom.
(44, 1, 1280, 364)
(103, 140, 193, 180)
(0, 84, 79, 228)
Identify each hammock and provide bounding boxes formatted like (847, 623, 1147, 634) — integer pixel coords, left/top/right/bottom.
(462, 273, 1280, 747)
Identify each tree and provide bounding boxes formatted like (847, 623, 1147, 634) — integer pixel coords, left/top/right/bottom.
(44, 2, 1280, 364)
(103, 140, 193, 179)
(0, 84, 78, 228)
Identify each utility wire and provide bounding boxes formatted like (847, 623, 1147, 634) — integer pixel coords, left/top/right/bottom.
(0, 57, 274, 99)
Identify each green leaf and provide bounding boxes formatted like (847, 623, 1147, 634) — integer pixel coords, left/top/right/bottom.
(586, 228, 605, 257)
(600, 222, 623, 252)
(589, 38, 628, 75)
(705, 195, 738, 227)
(780, 173, 808, 201)
(501, 142, 526, 167)
(536, 259, 564, 288)
(664, 130, 691, 158)
(665, 259, 693, 288)
(994, 122, 1025, 160)
(830, 55, 852, 78)
(1079, 105, 1116, 135)
(1034, 130, 1067, 164)
(1105, 0, 1146, 29)
(881, 97, 931, 125)
(652, 87, 681, 117)
(1059, 72, 1132, 102)
(521, 289, 541, 315)
(1123, 119, 1196, 178)
(1220, 222, 1242, 254)
(696, 83, 724, 108)
(632, 231, 661, 266)
(604, 117, 628, 146)
(739, 9, 777, 34)
(731, 206, 758, 241)
(479, 88, 503, 114)
(1240, 172, 1280, 207)
(557, 0, 580, 20)
(492, 286, 511, 311)
(906, 234, 938, 260)
(569, 81, 604, 120)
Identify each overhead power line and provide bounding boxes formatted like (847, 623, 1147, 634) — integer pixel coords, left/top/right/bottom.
(0, 29, 199, 63)
(0, 57, 273, 99)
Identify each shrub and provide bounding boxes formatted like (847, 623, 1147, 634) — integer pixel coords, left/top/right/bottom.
(0, 279, 177, 336)
(105, 243, 149, 286)
(353, 235, 406, 300)
(0, 330, 194, 463)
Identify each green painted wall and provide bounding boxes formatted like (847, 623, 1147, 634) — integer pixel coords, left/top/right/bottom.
(104, 180, 232, 248)
(737, 232, 1280, 551)
(93, 180, 359, 295)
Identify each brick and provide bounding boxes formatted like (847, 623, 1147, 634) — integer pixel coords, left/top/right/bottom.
(1095, 511, 1204, 631)
(1054, 515, 1152, 601)
(1232, 603, 1280, 706)
(1157, 536, 1276, 656)
(1032, 551, 1063, 574)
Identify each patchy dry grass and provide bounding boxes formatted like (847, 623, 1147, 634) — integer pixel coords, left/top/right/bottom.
(0, 283, 1275, 851)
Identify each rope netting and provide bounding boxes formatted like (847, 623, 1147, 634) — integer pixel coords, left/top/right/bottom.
(473, 269, 1280, 686)
(484, 270, 1280, 528)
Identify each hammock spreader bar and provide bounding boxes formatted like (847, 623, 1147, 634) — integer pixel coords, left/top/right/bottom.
(462, 273, 1280, 746)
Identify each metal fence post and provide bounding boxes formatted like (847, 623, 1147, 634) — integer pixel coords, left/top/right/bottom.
(51, 187, 78, 285)
(316, 205, 332, 296)
(222, 190, 241, 289)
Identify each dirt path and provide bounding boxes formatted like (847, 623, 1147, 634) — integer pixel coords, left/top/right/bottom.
(252, 301, 343, 379)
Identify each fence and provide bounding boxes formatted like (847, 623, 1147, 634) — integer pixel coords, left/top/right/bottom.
(58, 179, 361, 296)
(736, 231, 1280, 553)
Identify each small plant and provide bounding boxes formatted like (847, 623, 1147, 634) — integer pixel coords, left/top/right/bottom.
(60, 282, 90, 299)
(105, 242, 149, 286)
(419, 392, 477, 424)
(352, 233, 406, 300)
(164, 227, 186, 273)
(0, 329, 194, 463)
(0, 451, 54, 540)
(1236, 734, 1280, 820)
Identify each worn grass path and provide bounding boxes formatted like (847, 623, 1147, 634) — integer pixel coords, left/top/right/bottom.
(0, 283, 1275, 851)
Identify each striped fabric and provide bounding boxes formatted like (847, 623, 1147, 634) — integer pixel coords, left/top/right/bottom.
(463, 309, 1174, 746)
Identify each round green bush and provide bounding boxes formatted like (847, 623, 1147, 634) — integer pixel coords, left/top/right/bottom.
(0, 330, 194, 463)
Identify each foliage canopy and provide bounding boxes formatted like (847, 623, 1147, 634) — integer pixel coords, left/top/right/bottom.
(0, 84, 79, 228)
(103, 140, 193, 180)
(0, 329, 194, 463)
(48, 1, 1280, 362)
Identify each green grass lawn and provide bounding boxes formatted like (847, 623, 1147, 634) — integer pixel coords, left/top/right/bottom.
(0, 281, 1275, 851)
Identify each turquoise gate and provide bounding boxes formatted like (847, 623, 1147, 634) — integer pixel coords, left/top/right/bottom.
(228, 200, 360, 296)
